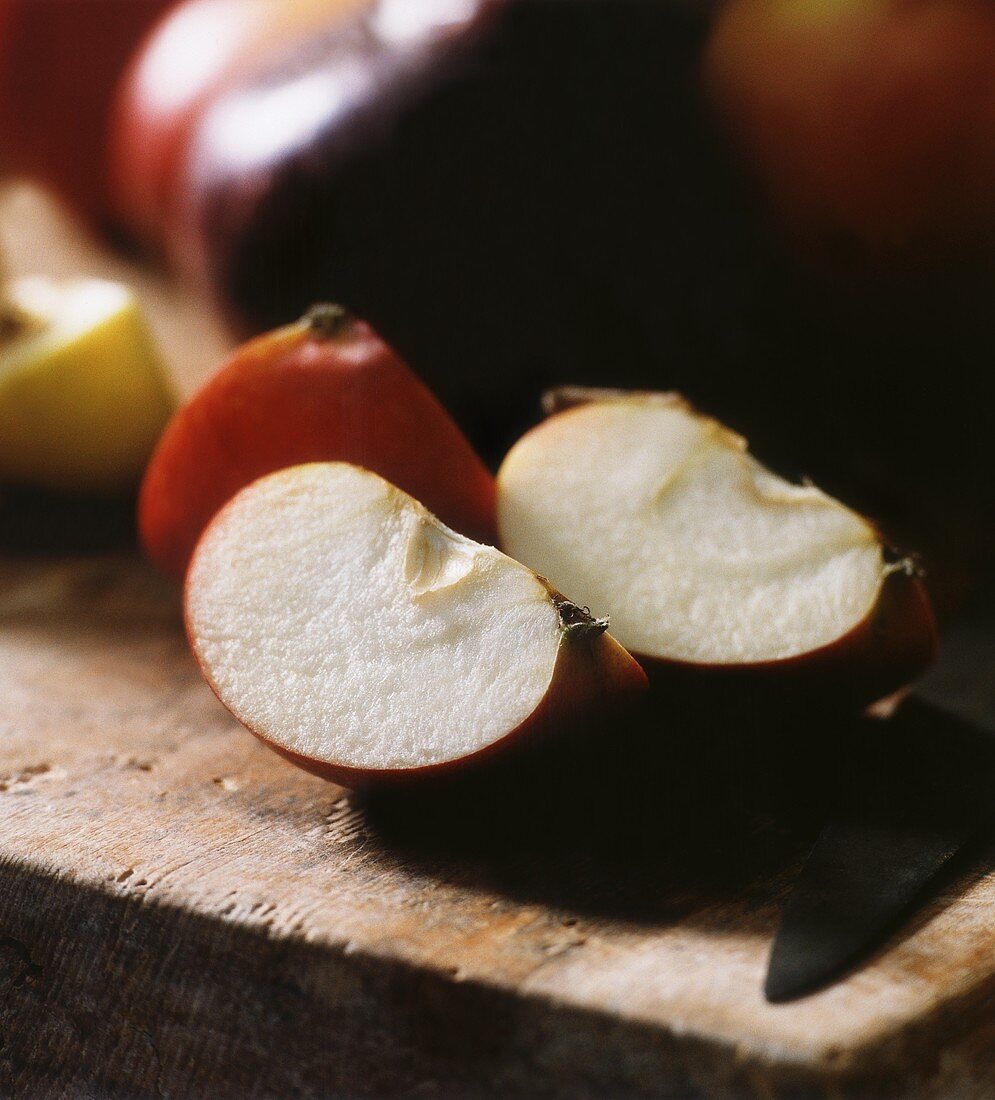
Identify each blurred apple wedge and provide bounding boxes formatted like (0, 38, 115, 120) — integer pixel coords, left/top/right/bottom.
(185, 463, 647, 787)
(497, 390, 937, 714)
(0, 277, 175, 493)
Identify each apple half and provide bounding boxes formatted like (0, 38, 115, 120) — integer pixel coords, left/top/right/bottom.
(185, 463, 647, 786)
(497, 390, 937, 711)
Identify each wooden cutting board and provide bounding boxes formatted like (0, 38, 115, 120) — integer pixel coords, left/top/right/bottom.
(3, 188, 995, 1099)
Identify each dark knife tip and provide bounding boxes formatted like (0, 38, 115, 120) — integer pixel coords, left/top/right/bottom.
(764, 946, 839, 1004)
(763, 975, 816, 1005)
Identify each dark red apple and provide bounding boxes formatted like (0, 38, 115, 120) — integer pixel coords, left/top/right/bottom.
(171, 0, 747, 455)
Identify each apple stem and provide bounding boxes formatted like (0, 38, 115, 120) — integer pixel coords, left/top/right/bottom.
(302, 303, 353, 339)
(554, 597, 609, 642)
(884, 551, 924, 579)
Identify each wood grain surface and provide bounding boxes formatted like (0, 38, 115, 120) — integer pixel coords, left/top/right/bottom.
(3, 187, 995, 1099)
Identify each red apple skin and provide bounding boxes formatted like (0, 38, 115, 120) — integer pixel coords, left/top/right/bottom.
(184, 556, 648, 789)
(107, 0, 364, 248)
(0, 0, 176, 221)
(139, 307, 497, 579)
(704, 0, 995, 252)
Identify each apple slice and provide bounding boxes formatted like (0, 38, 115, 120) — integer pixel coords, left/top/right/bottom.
(497, 390, 936, 711)
(139, 304, 496, 579)
(185, 463, 647, 786)
(0, 276, 175, 493)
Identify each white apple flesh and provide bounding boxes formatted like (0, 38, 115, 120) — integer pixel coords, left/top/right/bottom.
(185, 462, 646, 786)
(0, 276, 174, 493)
(498, 391, 936, 710)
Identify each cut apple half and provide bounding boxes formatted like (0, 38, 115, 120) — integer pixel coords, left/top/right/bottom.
(185, 462, 646, 785)
(498, 390, 936, 709)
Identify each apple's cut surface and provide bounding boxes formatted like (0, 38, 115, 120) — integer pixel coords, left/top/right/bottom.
(0, 277, 174, 492)
(185, 463, 646, 785)
(498, 391, 936, 708)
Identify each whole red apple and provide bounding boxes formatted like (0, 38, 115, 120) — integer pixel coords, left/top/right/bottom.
(139, 304, 497, 578)
(107, 0, 364, 248)
(705, 0, 995, 252)
(0, 0, 176, 221)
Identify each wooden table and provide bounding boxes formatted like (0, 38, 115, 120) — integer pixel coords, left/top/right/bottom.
(3, 186, 995, 1099)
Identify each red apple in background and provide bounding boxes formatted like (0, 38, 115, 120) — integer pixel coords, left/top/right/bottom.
(0, 0, 176, 221)
(185, 462, 647, 787)
(705, 0, 995, 254)
(139, 304, 497, 579)
(108, 0, 365, 248)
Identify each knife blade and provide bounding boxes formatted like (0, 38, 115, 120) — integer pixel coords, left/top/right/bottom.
(765, 578, 995, 1004)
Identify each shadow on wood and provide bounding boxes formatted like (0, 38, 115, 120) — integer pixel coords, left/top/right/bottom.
(359, 697, 839, 929)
